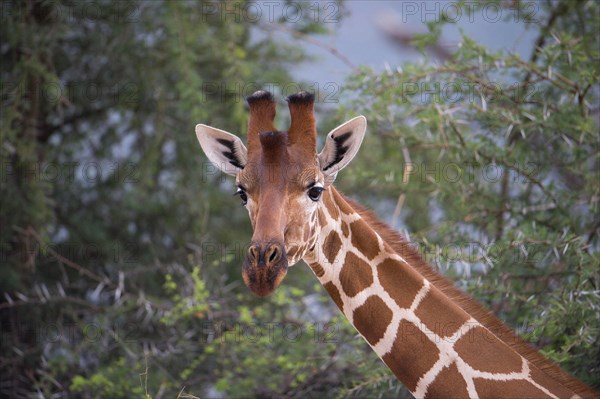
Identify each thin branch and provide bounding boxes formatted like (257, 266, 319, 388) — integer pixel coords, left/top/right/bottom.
(523, 1, 571, 84)
(0, 294, 104, 310)
(514, 58, 578, 94)
(26, 227, 115, 287)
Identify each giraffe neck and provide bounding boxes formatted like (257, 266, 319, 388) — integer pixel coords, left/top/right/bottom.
(302, 188, 582, 399)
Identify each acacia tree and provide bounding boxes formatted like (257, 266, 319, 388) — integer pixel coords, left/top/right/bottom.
(334, 0, 599, 393)
(1, 1, 348, 397)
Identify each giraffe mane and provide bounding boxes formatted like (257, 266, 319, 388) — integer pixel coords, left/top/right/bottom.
(341, 193, 598, 398)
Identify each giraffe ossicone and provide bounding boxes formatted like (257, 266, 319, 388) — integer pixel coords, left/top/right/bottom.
(195, 90, 597, 399)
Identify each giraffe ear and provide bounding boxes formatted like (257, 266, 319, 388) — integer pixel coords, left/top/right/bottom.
(195, 124, 248, 176)
(318, 116, 367, 183)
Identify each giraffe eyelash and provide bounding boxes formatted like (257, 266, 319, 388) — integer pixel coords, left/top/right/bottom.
(234, 187, 248, 205)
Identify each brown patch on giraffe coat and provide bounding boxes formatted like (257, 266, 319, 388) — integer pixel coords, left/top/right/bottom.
(383, 320, 440, 392)
(341, 221, 350, 238)
(454, 326, 522, 374)
(323, 230, 342, 264)
(287, 245, 299, 259)
(333, 190, 356, 215)
(424, 362, 469, 399)
(324, 282, 343, 311)
(350, 220, 380, 260)
(530, 365, 578, 398)
(473, 378, 553, 398)
(303, 227, 311, 241)
(339, 252, 374, 297)
(324, 192, 340, 220)
(353, 296, 393, 346)
(317, 208, 327, 227)
(378, 258, 424, 309)
(415, 286, 470, 337)
(309, 262, 325, 278)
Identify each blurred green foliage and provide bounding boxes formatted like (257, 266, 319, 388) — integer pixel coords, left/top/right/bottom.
(1, 0, 598, 398)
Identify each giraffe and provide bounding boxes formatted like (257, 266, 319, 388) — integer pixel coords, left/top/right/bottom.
(195, 90, 597, 398)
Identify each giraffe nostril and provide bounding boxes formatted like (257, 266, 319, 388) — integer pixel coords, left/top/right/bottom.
(267, 245, 279, 263)
(248, 245, 259, 261)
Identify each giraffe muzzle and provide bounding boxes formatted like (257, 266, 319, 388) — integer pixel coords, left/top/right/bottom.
(242, 242, 288, 297)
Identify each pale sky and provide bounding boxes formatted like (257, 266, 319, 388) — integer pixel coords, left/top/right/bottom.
(291, 1, 539, 88)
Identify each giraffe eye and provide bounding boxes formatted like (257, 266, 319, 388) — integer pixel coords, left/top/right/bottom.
(235, 188, 248, 206)
(307, 186, 325, 202)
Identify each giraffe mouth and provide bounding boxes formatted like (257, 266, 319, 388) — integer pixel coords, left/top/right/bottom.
(242, 241, 288, 296)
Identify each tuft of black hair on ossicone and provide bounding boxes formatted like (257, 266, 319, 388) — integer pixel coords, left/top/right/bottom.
(286, 91, 315, 104)
(246, 90, 274, 105)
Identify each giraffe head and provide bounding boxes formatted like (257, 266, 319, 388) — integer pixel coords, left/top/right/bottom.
(196, 91, 366, 296)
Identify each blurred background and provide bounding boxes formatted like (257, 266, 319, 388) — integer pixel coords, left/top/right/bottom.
(1, 1, 598, 398)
